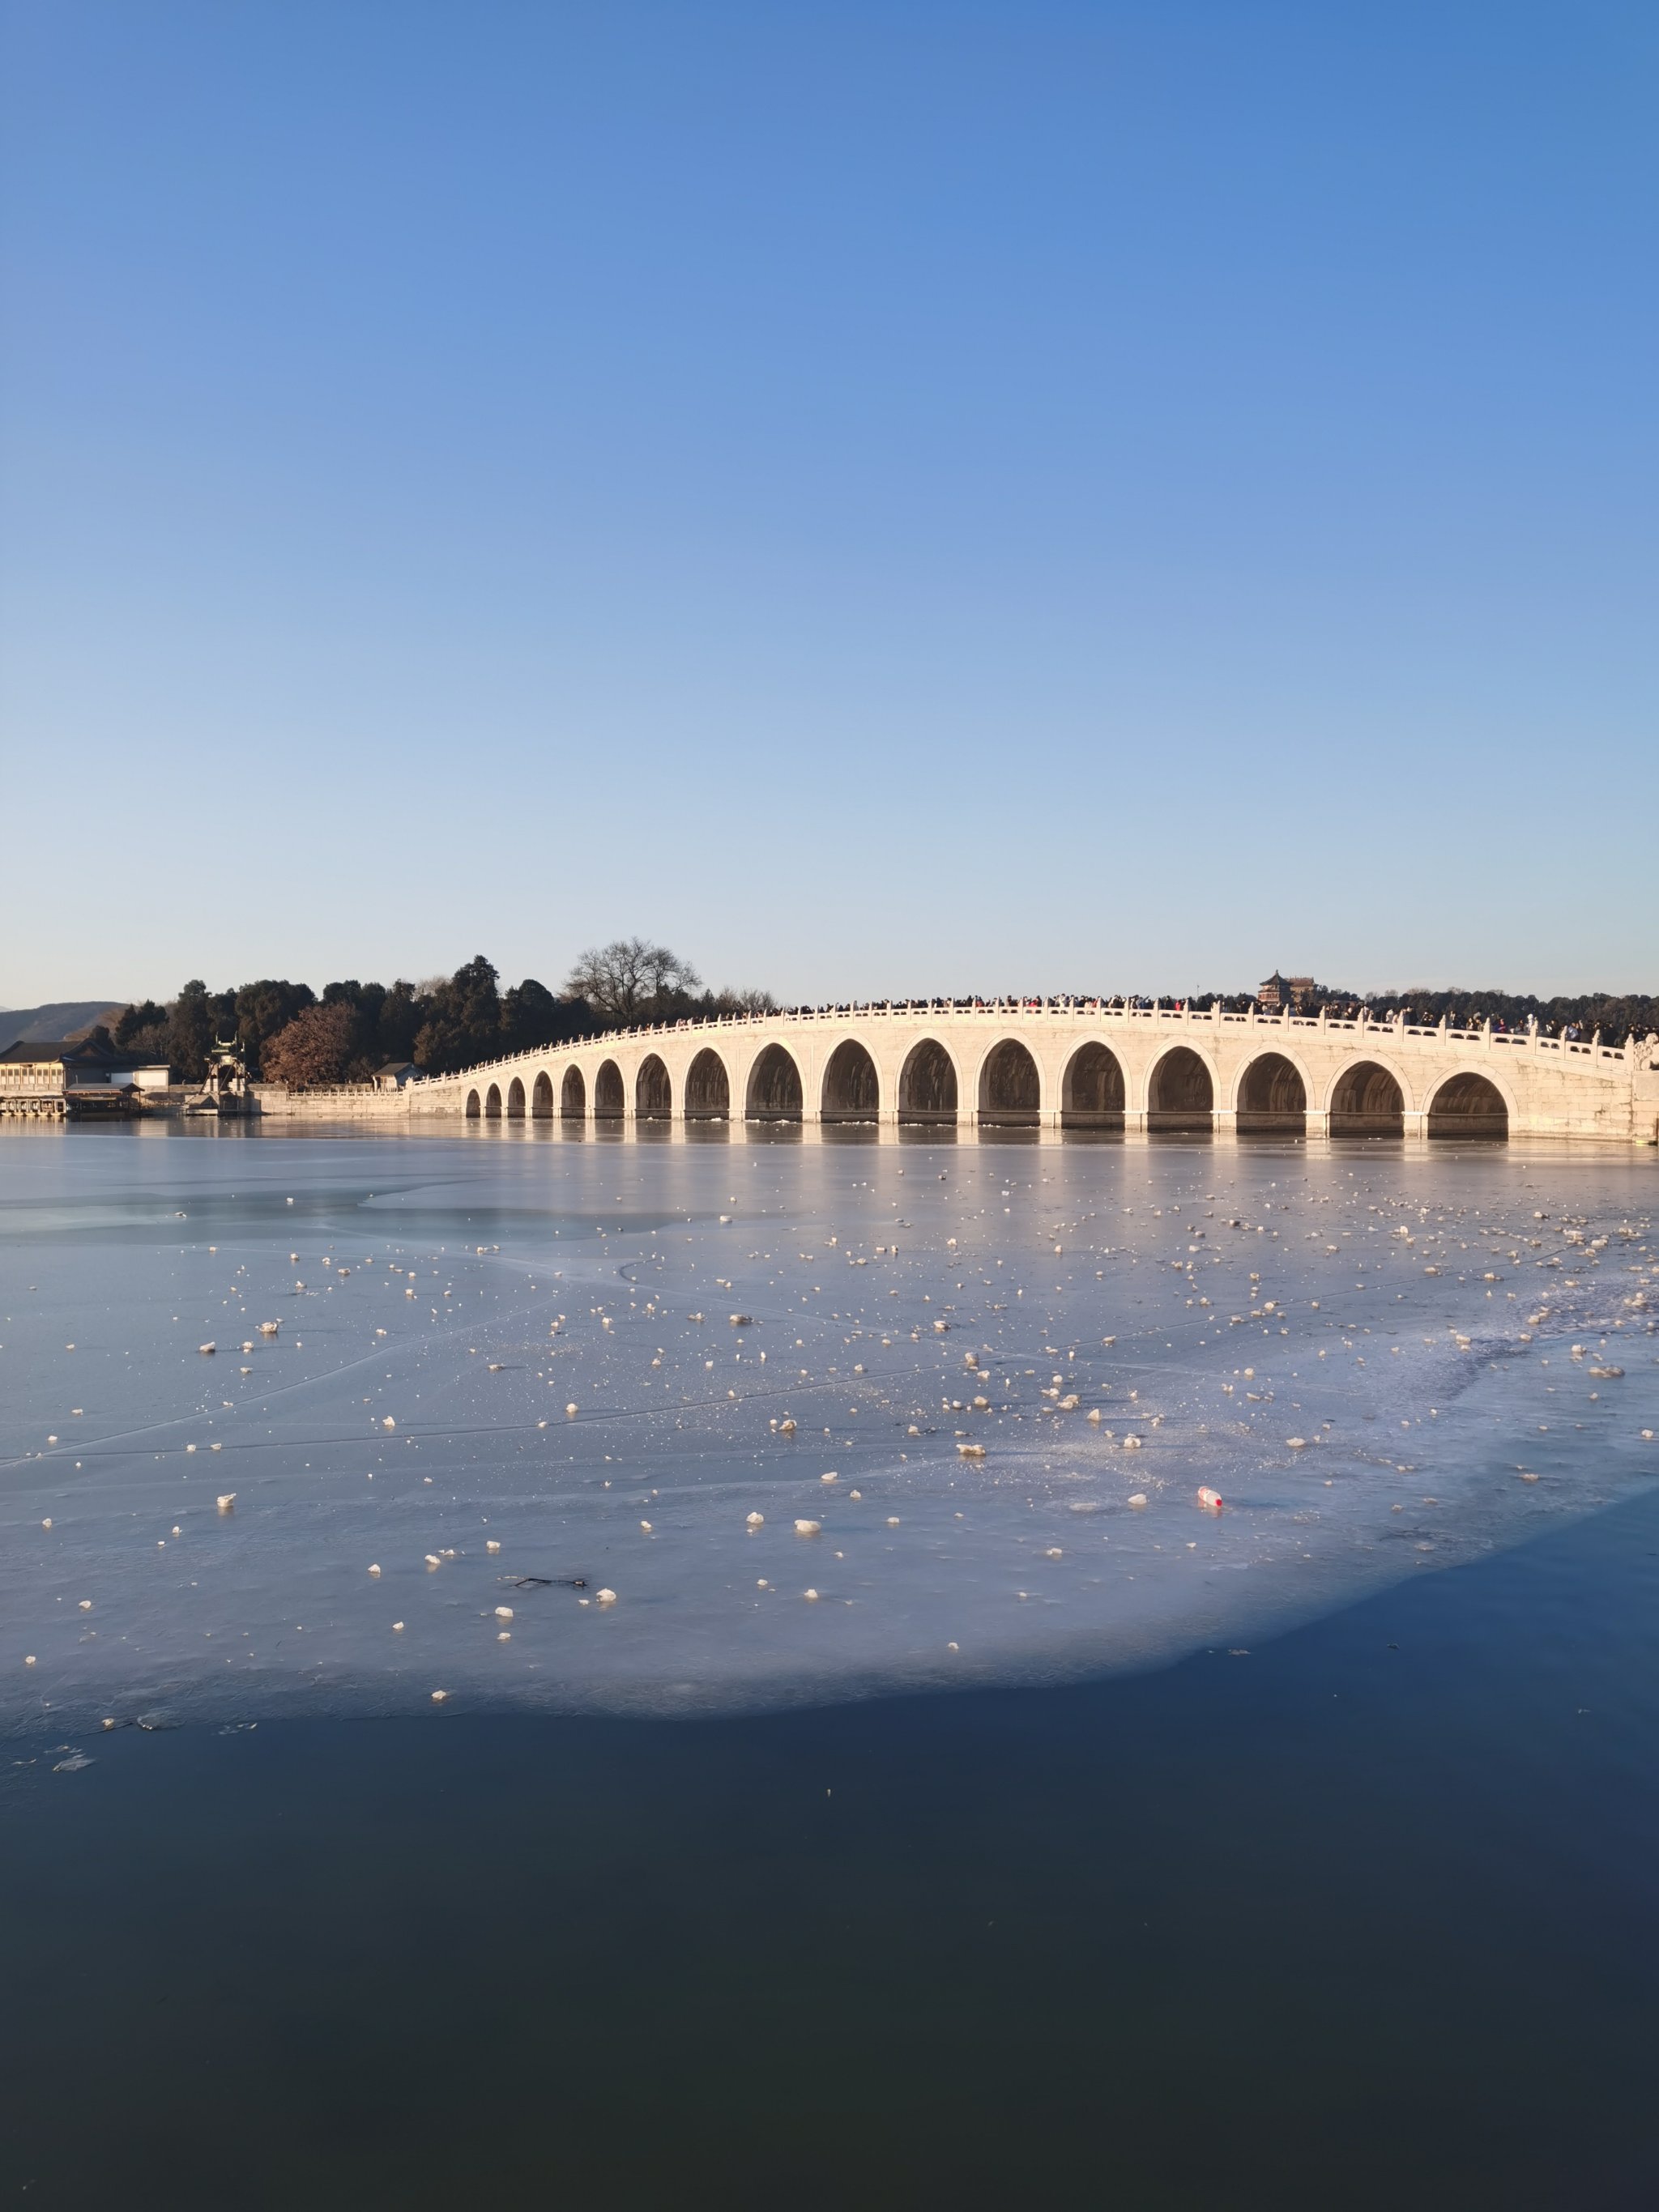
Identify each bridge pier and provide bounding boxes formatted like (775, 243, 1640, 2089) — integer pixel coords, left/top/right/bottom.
(1402, 1112, 1428, 1140)
(1212, 1109, 1238, 1136)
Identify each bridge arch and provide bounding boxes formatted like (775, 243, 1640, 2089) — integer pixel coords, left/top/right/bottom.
(898, 1038, 959, 1122)
(684, 1047, 731, 1119)
(465, 1088, 481, 1119)
(1062, 1042, 1125, 1126)
(746, 1042, 804, 1120)
(1146, 1045, 1214, 1131)
(636, 1055, 672, 1118)
(978, 1038, 1042, 1123)
(531, 1071, 553, 1119)
(484, 1082, 503, 1120)
(1326, 1059, 1407, 1136)
(822, 1038, 880, 1121)
(594, 1060, 625, 1119)
(1235, 1050, 1307, 1134)
(1427, 1070, 1510, 1139)
(561, 1064, 586, 1119)
(506, 1076, 526, 1119)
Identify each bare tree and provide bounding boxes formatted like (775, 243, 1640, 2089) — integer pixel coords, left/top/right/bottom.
(565, 939, 702, 1023)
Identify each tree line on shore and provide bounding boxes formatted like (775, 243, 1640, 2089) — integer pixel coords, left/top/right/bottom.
(108, 942, 775, 1086)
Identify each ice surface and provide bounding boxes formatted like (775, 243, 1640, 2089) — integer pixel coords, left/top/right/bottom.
(2, 1122, 1655, 1727)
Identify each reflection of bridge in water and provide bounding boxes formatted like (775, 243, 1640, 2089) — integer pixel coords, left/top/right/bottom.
(406, 1002, 1659, 1144)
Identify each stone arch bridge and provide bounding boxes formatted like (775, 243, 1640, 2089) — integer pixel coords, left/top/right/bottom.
(405, 1001, 1659, 1143)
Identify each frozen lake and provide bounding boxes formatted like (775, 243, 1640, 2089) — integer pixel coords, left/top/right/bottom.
(2, 1122, 1655, 1730)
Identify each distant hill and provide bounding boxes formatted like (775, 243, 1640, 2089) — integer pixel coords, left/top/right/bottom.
(0, 1002, 128, 1052)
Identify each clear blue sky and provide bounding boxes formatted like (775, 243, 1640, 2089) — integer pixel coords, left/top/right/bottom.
(2, 1, 1653, 1008)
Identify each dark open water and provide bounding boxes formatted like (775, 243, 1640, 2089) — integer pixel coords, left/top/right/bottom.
(4, 1483, 1658, 2210)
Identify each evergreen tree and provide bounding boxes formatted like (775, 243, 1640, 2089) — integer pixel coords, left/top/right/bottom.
(166, 981, 216, 1083)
